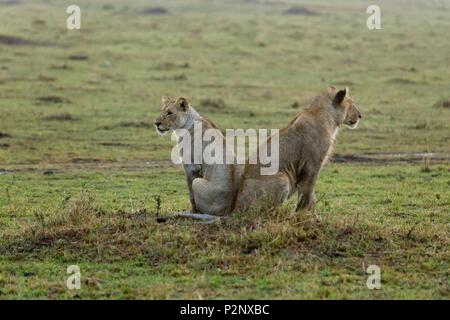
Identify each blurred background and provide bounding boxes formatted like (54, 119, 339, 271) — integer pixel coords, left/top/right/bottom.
(0, 0, 449, 169)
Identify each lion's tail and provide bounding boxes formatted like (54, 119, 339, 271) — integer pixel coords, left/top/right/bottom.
(163, 211, 221, 224)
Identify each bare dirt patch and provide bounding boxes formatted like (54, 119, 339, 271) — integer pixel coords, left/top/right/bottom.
(36, 96, 69, 105)
(332, 153, 448, 164)
(3, 152, 449, 175)
(98, 142, 132, 148)
(200, 98, 227, 110)
(283, 6, 319, 16)
(150, 74, 187, 81)
(50, 64, 70, 70)
(138, 7, 170, 16)
(152, 62, 190, 70)
(43, 113, 78, 121)
(0, 34, 51, 46)
(37, 75, 56, 82)
(67, 55, 89, 61)
(433, 100, 450, 109)
(33, 19, 46, 26)
(386, 78, 427, 85)
(0, 0, 22, 6)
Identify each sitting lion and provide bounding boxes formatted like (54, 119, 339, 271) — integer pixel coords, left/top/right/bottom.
(155, 96, 242, 220)
(234, 86, 362, 214)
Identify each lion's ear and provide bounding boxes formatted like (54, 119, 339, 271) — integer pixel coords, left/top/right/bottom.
(176, 97, 189, 111)
(162, 96, 171, 105)
(333, 87, 348, 105)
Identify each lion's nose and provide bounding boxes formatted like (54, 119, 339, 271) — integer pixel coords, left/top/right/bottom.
(155, 121, 161, 126)
(359, 113, 362, 119)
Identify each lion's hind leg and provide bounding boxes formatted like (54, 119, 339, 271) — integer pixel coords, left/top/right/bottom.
(234, 172, 292, 213)
(192, 177, 233, 216)
(158, 177, 231, 224)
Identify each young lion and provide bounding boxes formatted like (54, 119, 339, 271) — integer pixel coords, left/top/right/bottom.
(155, 96, 242, 220)
(234, 86, 362, 213)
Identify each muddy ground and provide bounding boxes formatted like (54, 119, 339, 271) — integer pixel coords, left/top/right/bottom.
(0, 152, 448, 175)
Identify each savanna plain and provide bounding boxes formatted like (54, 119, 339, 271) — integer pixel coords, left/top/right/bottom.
(0, 0, 449, 299)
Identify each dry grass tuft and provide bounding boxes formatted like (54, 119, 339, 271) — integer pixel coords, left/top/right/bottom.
(432, 99, 450, 109)
(0, 191, 402, 265)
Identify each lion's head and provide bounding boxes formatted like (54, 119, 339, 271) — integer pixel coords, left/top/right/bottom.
(154, 96, 190, 135)
(329, 86, 362, 129)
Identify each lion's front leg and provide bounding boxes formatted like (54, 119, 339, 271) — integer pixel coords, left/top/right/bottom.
(296, 165, 319, 212)
(184, 164, 202, 213)
(296, 189, 317, 211)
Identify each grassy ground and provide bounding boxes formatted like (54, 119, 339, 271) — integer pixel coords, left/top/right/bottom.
(0, 0, 449, 299)
(0, 164, 449, 299)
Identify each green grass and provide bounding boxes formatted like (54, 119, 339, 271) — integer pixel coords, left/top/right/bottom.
(0, 0, 449, 299)
(0, 164, 449, 299)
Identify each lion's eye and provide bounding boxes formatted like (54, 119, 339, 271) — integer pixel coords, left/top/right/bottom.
(166, 111, 172, 116)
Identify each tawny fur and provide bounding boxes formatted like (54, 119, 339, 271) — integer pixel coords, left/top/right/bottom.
(155, 96, 242, 218)
(234, 86, 362, 213)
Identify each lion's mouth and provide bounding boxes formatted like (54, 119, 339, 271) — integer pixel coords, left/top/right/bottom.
(155, 125, 170, 135)
(346, 120, 359, 129)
